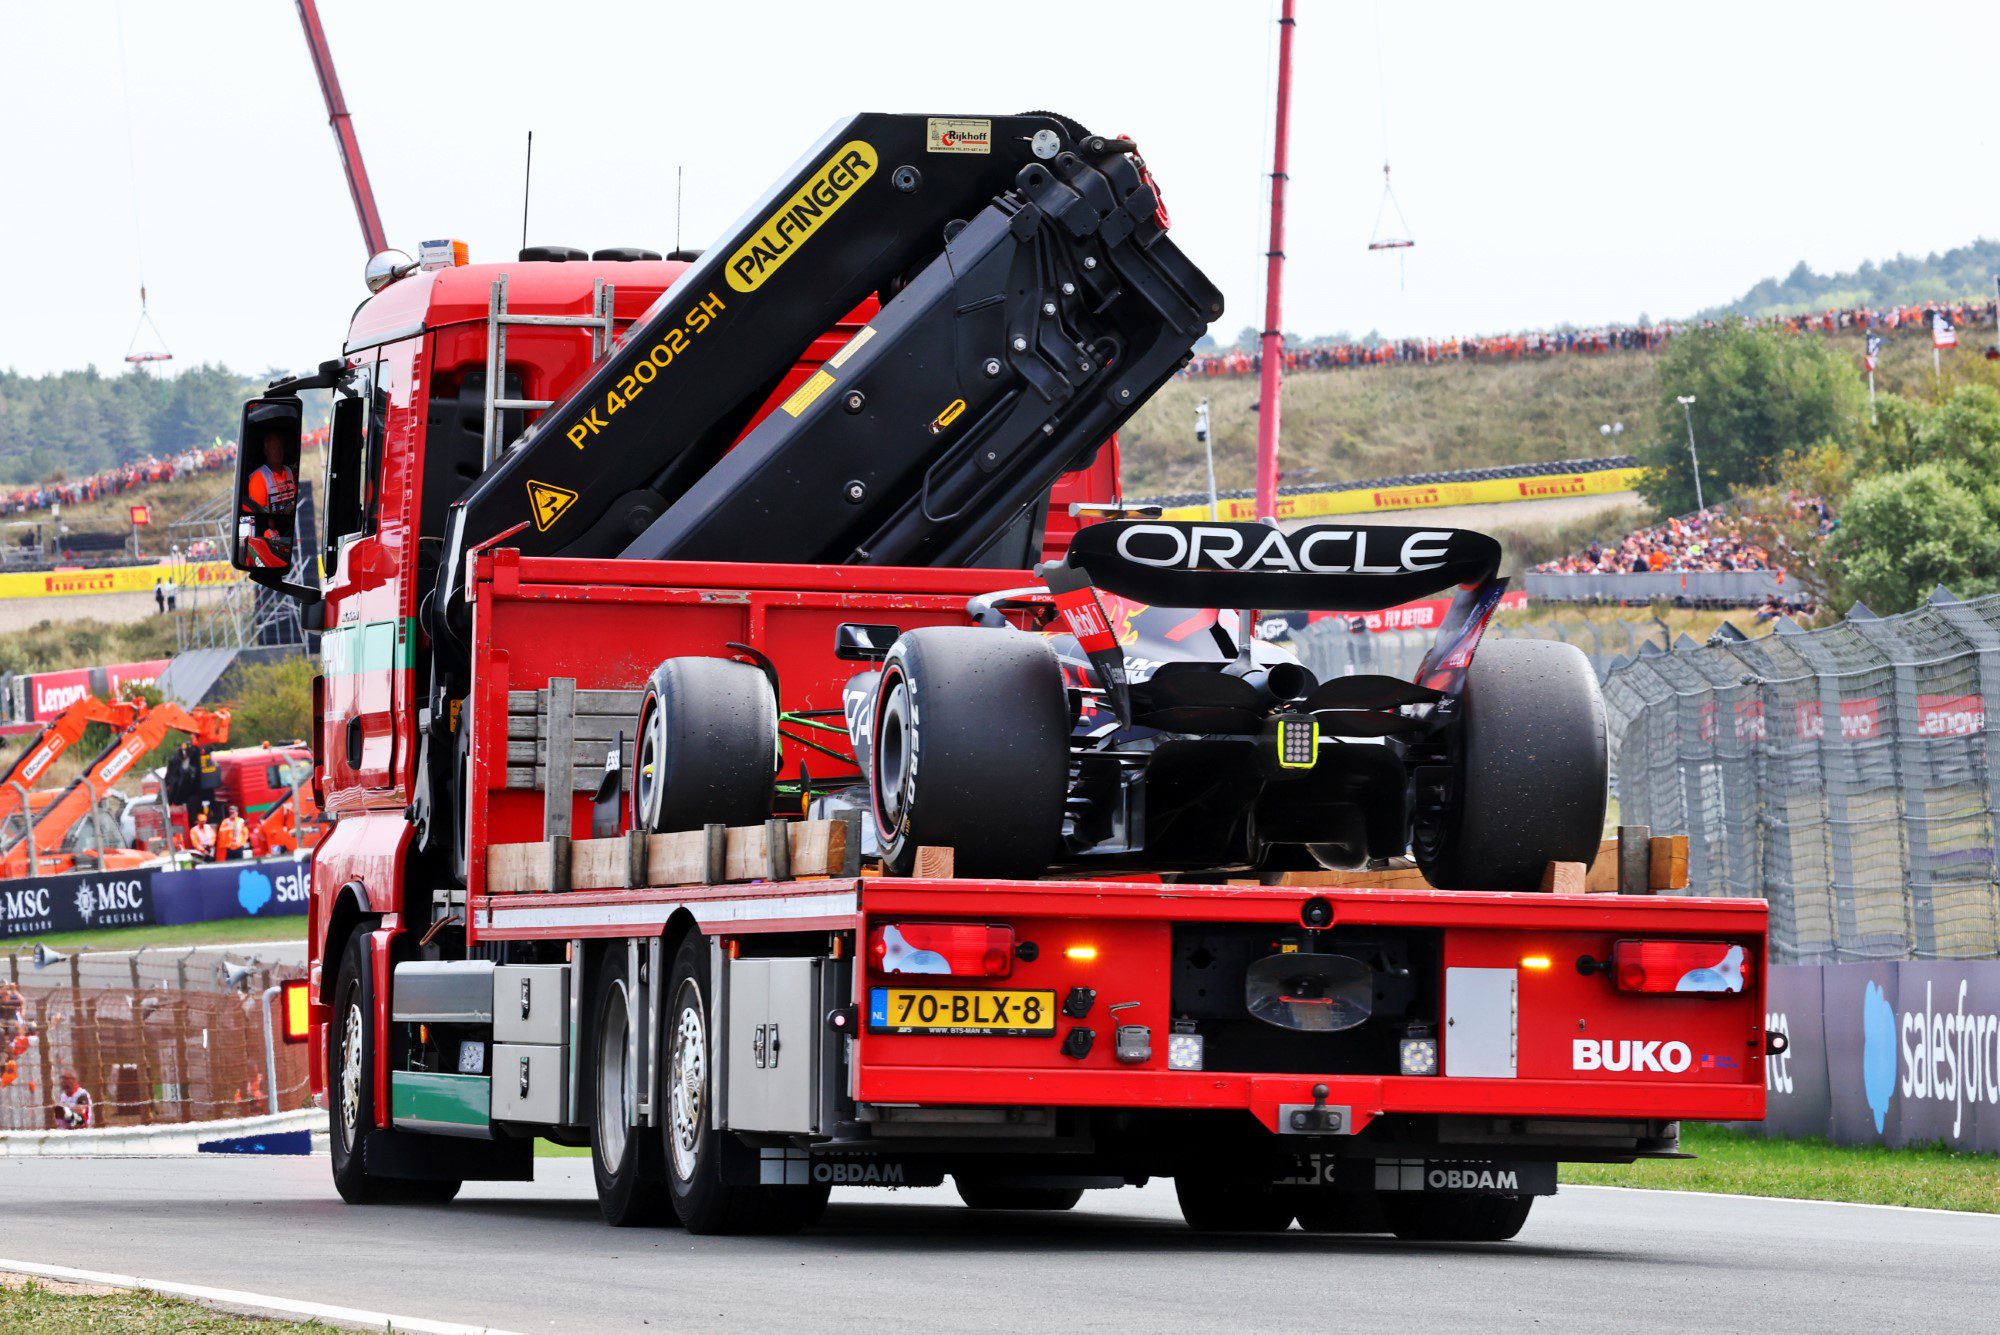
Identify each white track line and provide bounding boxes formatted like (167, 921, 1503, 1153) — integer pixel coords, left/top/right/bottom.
(0, 1257, 522, 1334)
(1566, 1183, 2000, 1218)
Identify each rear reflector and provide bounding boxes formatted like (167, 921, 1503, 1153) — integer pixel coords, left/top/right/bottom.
(868, 923, 1014, 979)
(280, 979, 312, 1043)
(1612, 940, 1750, 995)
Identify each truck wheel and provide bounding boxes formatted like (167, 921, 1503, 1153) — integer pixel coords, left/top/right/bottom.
(1412, 639, 1606, 891)
(588, 961, 673, 1227)
(954, 1178, 1085, 1211)
(871, 628, 1068, 879)
(328, 934, 461, 1205)
(1173, 1174, 1293, 1232)
(634, 657, 778, 834)
(1379, 1192, 1533, 1242)
(661, 934, 828, 1235)
(1292, 1192, 1388, 1233)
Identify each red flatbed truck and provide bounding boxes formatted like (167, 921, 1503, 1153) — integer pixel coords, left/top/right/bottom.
(245, 112, 1769, 1238)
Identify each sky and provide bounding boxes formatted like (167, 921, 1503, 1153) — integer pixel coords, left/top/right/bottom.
(0, 0, 1994, 377)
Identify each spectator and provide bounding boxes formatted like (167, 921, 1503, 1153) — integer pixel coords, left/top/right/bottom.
(1534, 494, 1835, 577)
(54, 1070, 92, 1129)
(154, 578, 166, 614)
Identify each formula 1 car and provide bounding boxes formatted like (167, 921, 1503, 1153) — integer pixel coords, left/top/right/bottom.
(844, 519, 1606, 890)
(627, 519, 1606, 891)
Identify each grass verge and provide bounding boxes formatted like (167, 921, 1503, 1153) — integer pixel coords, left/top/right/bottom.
(3, 915, 306, 955)
(0, 1276, 325, 1332)
(1561, 1122, 2000, 1213)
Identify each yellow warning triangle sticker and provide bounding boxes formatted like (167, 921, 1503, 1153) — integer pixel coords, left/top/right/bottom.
(526, 480, 579, 532)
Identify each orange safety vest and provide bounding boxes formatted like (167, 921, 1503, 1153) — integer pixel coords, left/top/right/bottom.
(217, 816, 249, 854)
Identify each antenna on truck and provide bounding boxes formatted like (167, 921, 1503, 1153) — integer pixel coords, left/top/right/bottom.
(520, 131, 534, 253)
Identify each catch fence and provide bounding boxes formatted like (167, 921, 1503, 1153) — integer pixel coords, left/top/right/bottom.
(0, 946, 309, 1131)
(1602, 590, 2000, 963)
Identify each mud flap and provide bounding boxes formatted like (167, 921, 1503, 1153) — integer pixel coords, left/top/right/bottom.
(361, 1127, 534, 1182)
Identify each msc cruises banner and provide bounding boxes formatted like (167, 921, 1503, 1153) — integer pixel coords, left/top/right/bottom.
(0, 857, 309, 941)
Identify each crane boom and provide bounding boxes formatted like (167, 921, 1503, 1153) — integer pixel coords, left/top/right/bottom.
(294, 0, 388, 257)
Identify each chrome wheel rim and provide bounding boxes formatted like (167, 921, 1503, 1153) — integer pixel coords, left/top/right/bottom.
(667, 982, 706, 1181)
(875, 675, 914, 828)
(338, 1001, 364, 1153)
(636, 696, 668, 831)
(596, 980, 631, 1169)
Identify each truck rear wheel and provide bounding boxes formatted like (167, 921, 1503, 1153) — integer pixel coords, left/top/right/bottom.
(1413, 638, 1606, 891)
(1173, 1174, 1293, 1233)
(871, 628, 1069, 879)
(589, 960, 673, 1227)
(634, 657, 778, 834)
(661, 934, 827, 1235)
(1379, 1192, 1533, 1242)
(954, 1178, 1085, 1211)
(328, 933, 460, 1206)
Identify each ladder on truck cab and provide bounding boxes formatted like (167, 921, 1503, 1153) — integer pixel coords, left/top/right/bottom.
(481, 274, 618, 470)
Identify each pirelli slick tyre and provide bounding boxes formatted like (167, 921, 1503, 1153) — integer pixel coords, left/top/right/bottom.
(1379, 1192, 1534, 1242)
(329, 934, 460, 1206)
(633, 657, 778, 835)
(661, 934, 827, 1235)
(588, 959, 674, 1227)
(1413, 638, 1606, 891)
(870, 628, 1069, 880)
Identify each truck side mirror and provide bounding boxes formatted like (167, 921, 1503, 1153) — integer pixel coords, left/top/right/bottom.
(233, 396, 305, 573)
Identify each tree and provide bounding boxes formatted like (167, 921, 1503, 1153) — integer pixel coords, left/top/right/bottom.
(1828, 464, 2000, 612)
(1636, 324, 1863, 514)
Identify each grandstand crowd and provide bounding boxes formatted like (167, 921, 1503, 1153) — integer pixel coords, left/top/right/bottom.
(1184, 299, 2000, 378)
(1534, 494, 1835, 577)
(0, 440, 237, 520)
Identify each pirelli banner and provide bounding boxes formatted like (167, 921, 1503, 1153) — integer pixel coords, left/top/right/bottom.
(1156, 463, 1645, 523)
(0, 560, 243, 601)
(1751, 961, 2000, 1154)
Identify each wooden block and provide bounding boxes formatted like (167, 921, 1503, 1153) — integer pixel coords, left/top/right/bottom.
(723, 824, 770, 882)
(1583, 837, 1621, 894)
(1649, 835, 1690, 891)
(569, 835, 633, 891)
(1539, 861, 1586, 894)
(487, 841, 549, 895)
(644, 831, 710, 887)
(913, 845, 955, 880)
(509, 688, 645, 716)
(1618, 824, 1653, 896)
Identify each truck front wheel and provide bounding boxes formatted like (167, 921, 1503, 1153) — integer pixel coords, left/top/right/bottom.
(589, 961, 673, 1226)
(661, 934, 827, 1234)
(1379, 1192, 1533, 1241)
(328, 934, 460, 1205)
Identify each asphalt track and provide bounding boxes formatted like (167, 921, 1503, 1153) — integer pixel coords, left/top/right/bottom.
(3, 1157, 1996, 1332)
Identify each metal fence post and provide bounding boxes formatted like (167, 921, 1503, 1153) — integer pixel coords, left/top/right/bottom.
(259, 984, 282, 1116)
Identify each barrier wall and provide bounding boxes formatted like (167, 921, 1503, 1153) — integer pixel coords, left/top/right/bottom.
(0, 857, 308, 941)
(0, 560, 241, 601)
(1758, 960, 2000, 1154)
(1526, 571, 1786, 604)
(1152, 459, 1644, 523)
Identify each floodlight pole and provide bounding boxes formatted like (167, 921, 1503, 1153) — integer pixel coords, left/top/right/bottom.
(1676, 395, 1704, 511)
(1252, 0, 1297, 524)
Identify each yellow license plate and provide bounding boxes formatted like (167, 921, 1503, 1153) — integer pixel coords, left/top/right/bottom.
(868, 987, 1056, 1036)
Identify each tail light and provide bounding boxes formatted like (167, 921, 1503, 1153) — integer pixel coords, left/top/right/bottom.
(1609, 940, 1750, 995)
(280, 979, 312, 1042)
(868, 922, 1014, 978)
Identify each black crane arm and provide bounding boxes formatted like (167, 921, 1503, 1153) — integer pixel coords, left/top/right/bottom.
(437, 113, 1221, 620)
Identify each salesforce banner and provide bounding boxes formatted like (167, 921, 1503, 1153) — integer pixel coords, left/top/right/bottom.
(150, 857, 310, 927)
(0, 857, 310, 940)
(1760, 961, 2000, 1154)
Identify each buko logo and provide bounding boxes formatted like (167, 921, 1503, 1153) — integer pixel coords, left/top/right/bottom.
(1572, 1038, 1693, 1073)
